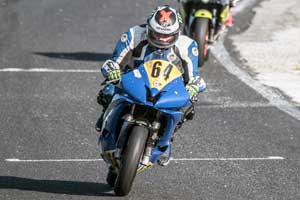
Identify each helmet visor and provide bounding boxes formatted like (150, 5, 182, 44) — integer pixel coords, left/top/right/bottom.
(148, 29, 178, 48)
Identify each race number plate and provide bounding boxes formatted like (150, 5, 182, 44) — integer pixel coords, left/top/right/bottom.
(144, 59, 182, 91)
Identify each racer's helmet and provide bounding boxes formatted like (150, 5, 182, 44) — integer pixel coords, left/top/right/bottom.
(147, 5, 182, 49)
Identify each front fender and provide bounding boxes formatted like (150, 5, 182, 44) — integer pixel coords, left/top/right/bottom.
(194, 9, 212, 19)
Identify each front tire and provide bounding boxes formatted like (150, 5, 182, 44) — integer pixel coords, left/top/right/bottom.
(194, 18, 210, 67)
(114, 126, 148, 196)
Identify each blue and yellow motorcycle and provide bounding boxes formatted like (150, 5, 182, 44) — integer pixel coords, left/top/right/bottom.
(179, 0, 230, 66)
(99, 56, 194, 196)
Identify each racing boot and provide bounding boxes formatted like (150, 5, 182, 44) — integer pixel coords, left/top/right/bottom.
(95, 112, 104, 132)
(106, 165, 117, 187)
(158, 145, 171, 166)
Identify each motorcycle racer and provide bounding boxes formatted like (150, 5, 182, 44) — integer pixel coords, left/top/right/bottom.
(95, 5, 206, 166)
(180, 0, 236, 28)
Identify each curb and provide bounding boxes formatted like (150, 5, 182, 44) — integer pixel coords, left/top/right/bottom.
(211, 0, 300, 121)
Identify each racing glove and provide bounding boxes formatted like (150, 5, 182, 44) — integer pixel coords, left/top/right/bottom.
(101, 60, 121, 81)
(108, 70, 121, 81)
(186, 76, 206, 101)
(186, 84, 199, 101)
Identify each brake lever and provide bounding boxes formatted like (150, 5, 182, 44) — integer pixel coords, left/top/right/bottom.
(100, 79, 107, 86)
(101, 79, 120, 86)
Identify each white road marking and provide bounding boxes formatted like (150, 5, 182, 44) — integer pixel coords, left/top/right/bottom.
(170, 156, 284, 161)
(5, 158, 103, 162)
(196, 102, 272, 108)
(5, 157, 284, 162)
(0, 68, 98, 73)
(0, 67, 289, 109)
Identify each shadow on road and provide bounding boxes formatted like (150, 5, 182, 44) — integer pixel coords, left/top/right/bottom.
(0, 176, 114, 196)
(34, 52, 111, 62)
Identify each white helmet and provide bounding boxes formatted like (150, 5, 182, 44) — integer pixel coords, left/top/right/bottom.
(147, 5, 182, 49)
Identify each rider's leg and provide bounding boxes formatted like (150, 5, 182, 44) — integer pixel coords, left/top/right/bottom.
(95, 84, 116, 132)
(220, 5, 234, 27)
(157, 102, 194, 167)
(95, 112, 104, 132)
(157, 145, 171, 166)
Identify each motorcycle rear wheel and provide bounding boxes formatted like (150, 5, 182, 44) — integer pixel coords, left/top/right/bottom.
(194, 18, 210, 67)
(114, 125, 148, 196)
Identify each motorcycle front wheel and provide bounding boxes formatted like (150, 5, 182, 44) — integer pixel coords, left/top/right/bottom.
(114, 125, 148, 196)
(194, 17, 210, 67)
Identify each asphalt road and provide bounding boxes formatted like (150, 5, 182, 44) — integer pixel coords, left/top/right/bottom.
(1, 0, 300, 199)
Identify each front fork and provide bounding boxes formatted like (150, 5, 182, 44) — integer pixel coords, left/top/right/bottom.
(113, 105, 162, 170)
(141, 120, 160, 165)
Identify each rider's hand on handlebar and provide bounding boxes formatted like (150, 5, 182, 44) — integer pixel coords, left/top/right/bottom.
(186, 84, 199, 101)
(186, 77, 206, 101)
(108, 69, 121, 81)
(101, 60, 121, 82)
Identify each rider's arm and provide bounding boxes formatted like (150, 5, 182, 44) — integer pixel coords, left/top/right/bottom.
(176, 36, 199, 82)
(177, 35, 206, 92)
(111, 28, 135, 67)
(100, 28, 135, 79)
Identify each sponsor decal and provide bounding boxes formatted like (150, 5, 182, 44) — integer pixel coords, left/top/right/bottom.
(156, 26, 171, 31)
(167, 53, 176, 62)
(133, 69, 142, 78)
(120, 33, 128, 42)
(159, 10, 172, 26)
(192, 47, 199, 56)
(153, 80, 161, 87)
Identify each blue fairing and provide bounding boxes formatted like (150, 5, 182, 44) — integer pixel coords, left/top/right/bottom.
(121, 66, 149, 105)
(155, 77, 190, 109)
(121, 65, 190, 109)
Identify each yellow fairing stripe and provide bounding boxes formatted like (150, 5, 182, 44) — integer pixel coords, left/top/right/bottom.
(194, 9, 212, 19)
(220, 5, 229, 22)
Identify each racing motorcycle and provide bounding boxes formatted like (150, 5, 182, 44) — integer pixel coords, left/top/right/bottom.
(98, 55, 194, 196)
(180, 0, 230, 66)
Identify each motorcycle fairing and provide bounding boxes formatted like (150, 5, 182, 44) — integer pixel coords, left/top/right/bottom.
(121, 64, 190, 109)
(143, 59, 182, 91)
(149, 110, 183, 163)
(100, 95, 131, 151)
